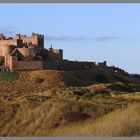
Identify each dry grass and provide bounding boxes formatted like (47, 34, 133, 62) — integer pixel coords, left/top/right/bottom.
(0, 70, 140, 94)
(0, 70, 140, 136)
(0, 90, 139, 136)
(46, 103, 140, 137)
(0, 96, 115, 136)
(0, 91, 139, 137)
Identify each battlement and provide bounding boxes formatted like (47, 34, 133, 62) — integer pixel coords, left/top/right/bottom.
(108, 65, 128, 75)
(0, 33, 44, 48)
(98, 61, 107, 67)
(32, 32, 44, 38)
(17, 32, 44, 48)
(0, 34, 14, 40)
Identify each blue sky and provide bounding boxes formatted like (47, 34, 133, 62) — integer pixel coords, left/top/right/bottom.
(0, 3, 140, 74)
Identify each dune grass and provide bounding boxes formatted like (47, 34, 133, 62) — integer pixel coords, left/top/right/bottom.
(0, 70, 140, 136)
(46, 103, 140, 137)
(0, 88, 139, 136)
(0, 97, 114, 136)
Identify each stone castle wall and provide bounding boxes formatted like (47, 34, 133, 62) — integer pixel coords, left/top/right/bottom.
(17, 61, 43, 70)
(5, 55, 43, 70)
(43, 60, 96, 70)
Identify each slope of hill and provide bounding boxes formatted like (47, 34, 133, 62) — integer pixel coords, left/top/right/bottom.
(14, 68, 140, 87)
(0, 68, 140, 94)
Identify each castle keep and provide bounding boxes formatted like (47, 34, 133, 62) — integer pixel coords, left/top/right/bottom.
(0, 33, 127, 74)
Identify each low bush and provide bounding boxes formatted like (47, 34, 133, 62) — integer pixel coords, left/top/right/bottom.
(0, 71, 17, 81)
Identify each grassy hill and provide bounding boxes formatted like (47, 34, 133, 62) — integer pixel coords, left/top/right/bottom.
(0, 69, 140, 136)
(0, 68, 140, 94)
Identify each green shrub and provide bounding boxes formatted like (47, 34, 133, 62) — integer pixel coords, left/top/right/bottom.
(109, 83, 137, 92)
(73, 90, 85, 96)
(73, 88, 90, 96)
(0, 71, 17, 81)
(83, 92, 96, 98)
(94, 92, 110, 97)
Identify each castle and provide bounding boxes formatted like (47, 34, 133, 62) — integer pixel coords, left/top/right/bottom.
(0, 33, 63, 70)
(0, 32, 127, 74)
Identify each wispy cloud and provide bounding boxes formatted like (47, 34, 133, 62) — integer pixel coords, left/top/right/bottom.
(0, 29, 122, 43)
(45, 35, 87, 43)
(93, 36, 120, 42)
(45, 35, 121, 43)
(0, 27, 17, 36)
